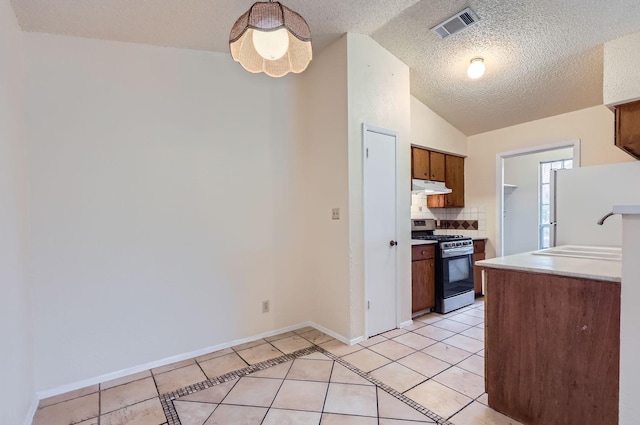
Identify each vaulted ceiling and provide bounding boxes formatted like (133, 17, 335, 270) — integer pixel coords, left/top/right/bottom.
(11, 0, 640, 135)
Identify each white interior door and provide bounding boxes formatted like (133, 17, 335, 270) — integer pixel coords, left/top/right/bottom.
(364, 125, 397, 337)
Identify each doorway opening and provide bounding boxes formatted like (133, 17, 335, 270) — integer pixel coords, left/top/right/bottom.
(496, 140, 581, 257)
(538, 158, 573, 249)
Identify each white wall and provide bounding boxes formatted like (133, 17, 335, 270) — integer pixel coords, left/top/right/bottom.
(24, 33, 308, 391)
(503, 148, 572, 255)
(467, 105, 633, 258)
(620, 212, 640, 425)
(0, 0, 35, 423)
(410, 96, 467, 156)
(604, 30, 640, 106)
(293, 36, 351, 338)
(346, 34, 412, 337)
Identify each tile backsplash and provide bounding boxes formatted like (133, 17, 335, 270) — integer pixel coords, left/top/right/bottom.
(411, 193, 487, 238)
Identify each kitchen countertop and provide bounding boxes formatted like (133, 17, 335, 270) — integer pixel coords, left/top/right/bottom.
(412, 237, 486, 245)
(476, 248, 621, 283)
(411, 239, 438, 246)
(613, 205, 640, 214)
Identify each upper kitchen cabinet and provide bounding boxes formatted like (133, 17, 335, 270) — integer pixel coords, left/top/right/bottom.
(615, 100, 640, 160)
(411, 147, 445, 181)
(444, 155, 465, 207)
(426, 154, 465, 208)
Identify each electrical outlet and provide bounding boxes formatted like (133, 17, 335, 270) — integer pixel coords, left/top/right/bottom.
(332, 208, 340, 220)
(262, 300, 270, 313)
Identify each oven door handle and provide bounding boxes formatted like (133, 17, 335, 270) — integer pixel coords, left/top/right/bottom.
(441, 247, 474, 258)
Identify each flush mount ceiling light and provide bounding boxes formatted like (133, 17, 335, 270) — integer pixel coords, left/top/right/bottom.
(229, 1, 312, 78)
(467, 57, 485, 79)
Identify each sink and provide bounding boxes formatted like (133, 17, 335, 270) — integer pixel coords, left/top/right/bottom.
(533, 245, 622, 261)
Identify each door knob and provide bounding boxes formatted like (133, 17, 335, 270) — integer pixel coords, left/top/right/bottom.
(389, 240, 398, 247)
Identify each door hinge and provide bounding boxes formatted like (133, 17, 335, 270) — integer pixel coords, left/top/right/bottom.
(366, 148, 369, 158)
(367, 300, 371, 310)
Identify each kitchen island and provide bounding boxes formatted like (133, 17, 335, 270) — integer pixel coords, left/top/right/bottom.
(477, 248, 621, 425)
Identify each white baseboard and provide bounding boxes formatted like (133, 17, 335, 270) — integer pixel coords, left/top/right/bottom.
(399, 320, 413, 328)
(307, 321, 352, 345)
(22, 394, 38, 425)
(348, 336, 365, 345)
(36, 321, 350, 400)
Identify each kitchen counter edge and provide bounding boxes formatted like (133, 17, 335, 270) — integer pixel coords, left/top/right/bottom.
(476, 251, 621, 283)
(411, 240, 438, 246)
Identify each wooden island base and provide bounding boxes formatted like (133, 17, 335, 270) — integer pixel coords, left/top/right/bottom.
(484, 268, 620, 425)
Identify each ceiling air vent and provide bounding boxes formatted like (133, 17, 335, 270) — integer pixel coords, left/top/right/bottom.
(431, 8, 480, 40)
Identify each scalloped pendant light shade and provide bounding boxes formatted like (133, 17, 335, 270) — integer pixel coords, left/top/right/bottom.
(229, 1, 312, 77)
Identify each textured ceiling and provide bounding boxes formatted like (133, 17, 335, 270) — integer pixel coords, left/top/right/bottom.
(11, 0, 640, 135)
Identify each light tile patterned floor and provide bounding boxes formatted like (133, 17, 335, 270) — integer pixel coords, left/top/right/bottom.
(32, 297, 522, 425)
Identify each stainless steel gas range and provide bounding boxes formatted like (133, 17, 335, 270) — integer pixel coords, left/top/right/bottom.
(411, 219, 475, 313)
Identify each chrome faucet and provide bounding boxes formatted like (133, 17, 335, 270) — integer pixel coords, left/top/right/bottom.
(597, 212, 615, 225)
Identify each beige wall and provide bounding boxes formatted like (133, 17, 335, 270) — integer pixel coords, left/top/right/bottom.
(467, 105, 633, 258)
(21, 29, 415, 395)
(346, 34, 412, 338)
(0, 0, 35, 423)
(294, 36, 351, 338)
(411, 96, 467, 156)
(604, 30, 640, 106)
(25, 33, 309, 391)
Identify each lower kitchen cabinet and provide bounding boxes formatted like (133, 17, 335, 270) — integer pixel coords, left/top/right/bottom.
(484, 268, 620, 425)
(411, 244, 435, 313)
(473, 239, 486, 296)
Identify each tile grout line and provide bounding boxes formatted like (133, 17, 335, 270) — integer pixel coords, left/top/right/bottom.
(318, 359, 336, 423)
(256, 357, 293, 425)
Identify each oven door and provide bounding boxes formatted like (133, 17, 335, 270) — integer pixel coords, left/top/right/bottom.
(441, 253, 474, 299)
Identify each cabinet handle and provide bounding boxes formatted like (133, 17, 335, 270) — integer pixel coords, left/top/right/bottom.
(421, 250, 426, 255)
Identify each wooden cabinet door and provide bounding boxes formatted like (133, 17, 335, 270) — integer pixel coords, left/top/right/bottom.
(426, 154, 465, 208)
(426, 193, 445, 208)
(485, 269, 620, 425)
(429, 151, 446, 182)
(615, 100, 640, 159)
(473, 253, 485, 294)
(444, 155, 465, 207)
(473, 240, 486, 254)
(412, 147, 430, 179)
(411, 259, 435, 312)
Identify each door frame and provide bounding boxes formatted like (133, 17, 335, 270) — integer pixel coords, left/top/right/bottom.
(362, 124, 400, 338)
(495, 139, 581, 257)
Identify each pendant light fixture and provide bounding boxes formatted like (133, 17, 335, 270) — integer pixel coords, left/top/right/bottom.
(229, 1, 312, 78)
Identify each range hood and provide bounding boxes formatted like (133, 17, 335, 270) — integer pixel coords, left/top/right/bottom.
(412, 179, 452, 194)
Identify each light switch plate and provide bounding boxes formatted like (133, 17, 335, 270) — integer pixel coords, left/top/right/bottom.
(332, 208, 340, 220)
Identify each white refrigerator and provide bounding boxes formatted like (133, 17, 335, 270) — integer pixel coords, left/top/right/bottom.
(552, 161, 640, 247)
